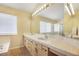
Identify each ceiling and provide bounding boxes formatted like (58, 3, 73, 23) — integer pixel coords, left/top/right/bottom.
(72, 3, 79, 11)
(0, 3, 64, 20)
(0, 3, 41, 13)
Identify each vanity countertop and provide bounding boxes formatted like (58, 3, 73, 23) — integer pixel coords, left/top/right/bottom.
(23, 33, 79, 56)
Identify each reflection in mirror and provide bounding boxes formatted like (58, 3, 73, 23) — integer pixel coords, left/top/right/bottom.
(31, 3, 64, 36)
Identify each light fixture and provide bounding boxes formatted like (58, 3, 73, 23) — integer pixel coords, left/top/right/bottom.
(65, 3, 75, 16)
(69, 3, 75, 15)
(65, 4, 71, 16)
(32, 3, 50, 16)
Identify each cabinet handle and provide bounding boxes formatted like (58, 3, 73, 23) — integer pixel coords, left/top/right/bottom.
(41, 47, 47, 52)
(44, 49, 47, 52)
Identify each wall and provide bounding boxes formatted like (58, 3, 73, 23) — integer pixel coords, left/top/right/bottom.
(0, 5, 31, 49)
(64, 12, 79, 35)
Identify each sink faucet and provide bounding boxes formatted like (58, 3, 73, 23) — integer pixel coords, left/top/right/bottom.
(44, 34, 48, 39)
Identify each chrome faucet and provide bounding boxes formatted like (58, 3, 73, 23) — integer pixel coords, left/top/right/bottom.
(44, 34, 48, 39)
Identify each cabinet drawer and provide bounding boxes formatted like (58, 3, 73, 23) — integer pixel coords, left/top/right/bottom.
(31, 41, 37, 56)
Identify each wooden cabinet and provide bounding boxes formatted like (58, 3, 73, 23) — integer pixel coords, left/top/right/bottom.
(24, 37, 37, 56)
(24, 37, 48, 56)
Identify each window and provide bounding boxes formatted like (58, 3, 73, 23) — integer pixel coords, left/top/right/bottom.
(46, 22, 51, 32)
(0, 13, 17, 35)
(54, 24, 63, 34)
(40, 21, 51, 33)
(40, 21, 63, 34)
(54, 24, 60, 32)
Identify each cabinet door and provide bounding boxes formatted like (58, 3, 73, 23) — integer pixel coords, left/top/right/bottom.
(23, 37, 26, 46)
(24, 37, 30, 50)
(31, 41, 37, 56)
(27, 40, 32, 54)
(23, 37, 37, 56)
(37, 44, 42, 56)
(41, 45, 48, 56)
(24, 37, 28, 48)
(37, 44, 48, 56)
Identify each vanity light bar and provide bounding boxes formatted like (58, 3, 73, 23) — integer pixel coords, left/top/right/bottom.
(32, 3, 50, 16)
(65, 4, 72, 16)
(65, 3, 75, 16)
(69, 3, 75, 15)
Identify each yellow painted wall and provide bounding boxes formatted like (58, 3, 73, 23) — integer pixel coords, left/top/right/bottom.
(64, 12, 79, 35)
(31, 16, 40, 33)
(0, 6, 31, 49)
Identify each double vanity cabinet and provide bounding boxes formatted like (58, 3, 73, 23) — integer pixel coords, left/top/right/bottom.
(23, 34, 79, 56)
(23, 36, 53, 56)
(23, 35, 57, 56)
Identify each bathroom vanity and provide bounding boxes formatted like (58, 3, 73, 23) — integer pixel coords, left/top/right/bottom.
(23, 34, 79, 56)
